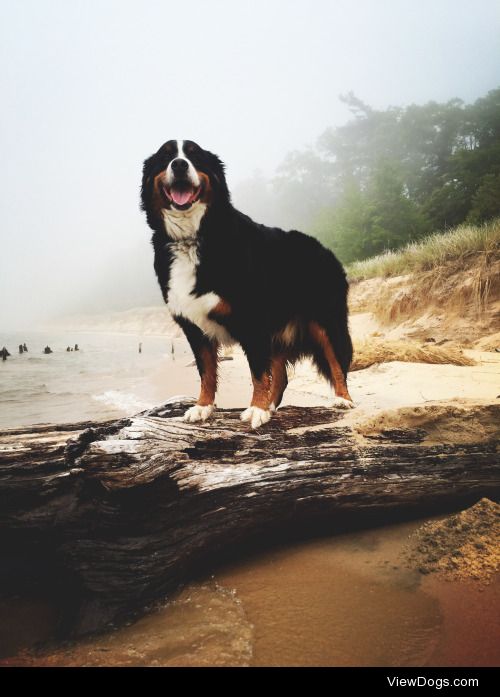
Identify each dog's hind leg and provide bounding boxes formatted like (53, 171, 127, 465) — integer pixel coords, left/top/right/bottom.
(269, 353, 288, 411)
(309, 320, 354, 408)
(174, 316, 219, 422)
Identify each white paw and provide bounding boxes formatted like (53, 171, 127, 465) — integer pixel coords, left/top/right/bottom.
(183, 404, 215, 423)
(269, 402, 276, 413)
(240, 406, 272, 429)
(331, 396, 355, 409)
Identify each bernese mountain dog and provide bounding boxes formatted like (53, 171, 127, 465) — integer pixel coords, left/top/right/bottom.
(141, 139, 353, 428)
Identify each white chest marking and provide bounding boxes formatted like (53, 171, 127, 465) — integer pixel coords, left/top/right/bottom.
(162, 200, 207, 241)
(167, 242, 234, 345)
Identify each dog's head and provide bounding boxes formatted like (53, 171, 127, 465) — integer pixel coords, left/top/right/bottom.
(141, 139, 229, 231)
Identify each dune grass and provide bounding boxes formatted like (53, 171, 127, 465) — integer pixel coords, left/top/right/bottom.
(350, 339, 476, 371)
(347, 218, 500, 281)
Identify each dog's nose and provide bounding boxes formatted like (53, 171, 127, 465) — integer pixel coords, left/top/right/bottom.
(171, 158, 189, 174)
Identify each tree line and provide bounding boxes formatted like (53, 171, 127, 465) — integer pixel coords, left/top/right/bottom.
(235, 87, 500, 264)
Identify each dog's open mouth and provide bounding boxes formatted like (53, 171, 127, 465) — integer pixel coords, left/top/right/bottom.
(163, 182, 201, 208)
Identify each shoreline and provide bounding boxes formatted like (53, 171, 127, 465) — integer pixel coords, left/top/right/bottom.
(2, 310, 499, 432)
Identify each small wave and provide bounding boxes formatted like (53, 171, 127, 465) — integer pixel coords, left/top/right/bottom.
(0, 384, 49, 399)
(92, 390, 151, 413)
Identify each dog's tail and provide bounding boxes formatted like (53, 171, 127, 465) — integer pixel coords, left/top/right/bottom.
(311, 253, 353, 379)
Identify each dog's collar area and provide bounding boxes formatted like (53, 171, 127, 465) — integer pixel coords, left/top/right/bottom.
(161, 200, 208, 241)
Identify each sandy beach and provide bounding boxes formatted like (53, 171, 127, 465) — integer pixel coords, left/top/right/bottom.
(47, 303, 500, 406)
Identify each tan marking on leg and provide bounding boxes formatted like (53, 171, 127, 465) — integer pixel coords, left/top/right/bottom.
(197, 343, 218, 406)
(270, 354, 288, 407)
(250, 370, 272, 410)
(309, 321, 352, 401)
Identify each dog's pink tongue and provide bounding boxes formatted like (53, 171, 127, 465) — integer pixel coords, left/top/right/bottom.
(171, 188, 192, 206)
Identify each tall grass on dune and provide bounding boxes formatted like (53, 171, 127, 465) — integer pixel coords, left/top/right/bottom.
(351, 340, 475, 371)
(347, 218, 500, 281)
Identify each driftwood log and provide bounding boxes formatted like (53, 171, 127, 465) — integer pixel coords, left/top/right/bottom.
(1, 398, 499, 637)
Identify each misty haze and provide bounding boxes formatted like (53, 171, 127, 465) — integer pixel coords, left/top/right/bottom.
(1, 0, 499, 328)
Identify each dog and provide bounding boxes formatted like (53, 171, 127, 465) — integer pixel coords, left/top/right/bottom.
(141, 139, 353, 428)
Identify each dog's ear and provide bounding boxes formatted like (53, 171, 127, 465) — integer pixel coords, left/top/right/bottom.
(140, 152, 160, 212)
(206, 151, 230, 201)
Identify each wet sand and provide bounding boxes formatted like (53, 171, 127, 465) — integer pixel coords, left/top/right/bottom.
(1, 517, 498, 667)
(420, 576, 500, 667)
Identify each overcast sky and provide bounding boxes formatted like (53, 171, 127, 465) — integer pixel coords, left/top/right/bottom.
(1, 0, 499, 329)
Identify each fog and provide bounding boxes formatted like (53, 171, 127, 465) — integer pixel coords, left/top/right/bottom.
(1, 0, 499, 329)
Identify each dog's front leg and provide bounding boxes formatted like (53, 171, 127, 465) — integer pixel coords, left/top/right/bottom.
(174, 316, 218, 423)
(240, 337, 273, 429)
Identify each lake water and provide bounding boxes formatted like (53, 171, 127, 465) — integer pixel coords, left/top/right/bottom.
(0, 330, 192, 429)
